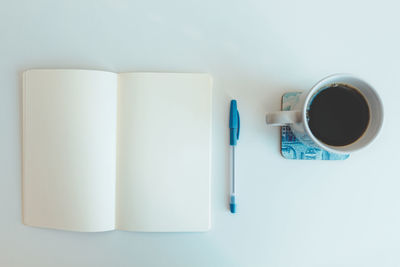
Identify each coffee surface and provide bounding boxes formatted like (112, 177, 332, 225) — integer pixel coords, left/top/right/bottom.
(307, 84, 370, 146)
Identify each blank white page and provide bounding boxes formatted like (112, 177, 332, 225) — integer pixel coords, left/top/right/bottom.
(23, 70, 117, 232)
(117, 73, 212, 232)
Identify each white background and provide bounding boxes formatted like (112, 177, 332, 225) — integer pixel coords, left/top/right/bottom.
(1, 0, 399, 266)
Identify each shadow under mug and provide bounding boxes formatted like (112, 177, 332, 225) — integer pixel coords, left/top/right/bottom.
(266, 74, 384, 154)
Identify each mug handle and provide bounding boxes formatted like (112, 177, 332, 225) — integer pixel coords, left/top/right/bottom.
(266, 110, 302, 126)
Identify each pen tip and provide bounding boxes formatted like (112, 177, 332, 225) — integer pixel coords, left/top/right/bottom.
(230, 203, 236, 213)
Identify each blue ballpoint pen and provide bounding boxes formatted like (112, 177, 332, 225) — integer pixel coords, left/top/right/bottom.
(229, 99, 240, 213)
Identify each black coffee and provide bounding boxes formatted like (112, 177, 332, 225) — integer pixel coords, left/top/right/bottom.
(307, 84, 370, 146)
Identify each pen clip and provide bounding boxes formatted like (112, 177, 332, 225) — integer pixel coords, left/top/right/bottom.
(236, 111, 240, 140)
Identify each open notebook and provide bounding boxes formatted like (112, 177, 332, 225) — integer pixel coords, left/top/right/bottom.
(22, 69, 212, 232)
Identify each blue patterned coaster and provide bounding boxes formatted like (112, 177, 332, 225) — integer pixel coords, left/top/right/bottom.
(281, 92, 349, 160)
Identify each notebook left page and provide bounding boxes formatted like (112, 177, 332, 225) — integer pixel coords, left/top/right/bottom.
(22, 69, 117, 232)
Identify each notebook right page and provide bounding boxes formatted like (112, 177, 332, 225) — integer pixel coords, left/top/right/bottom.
(116, 73, 212, 232)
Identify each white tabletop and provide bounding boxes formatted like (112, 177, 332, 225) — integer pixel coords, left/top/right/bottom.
(1, 0, 400, 266)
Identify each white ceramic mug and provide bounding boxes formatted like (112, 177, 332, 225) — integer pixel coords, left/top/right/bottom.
(266, 74, 384, 154)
